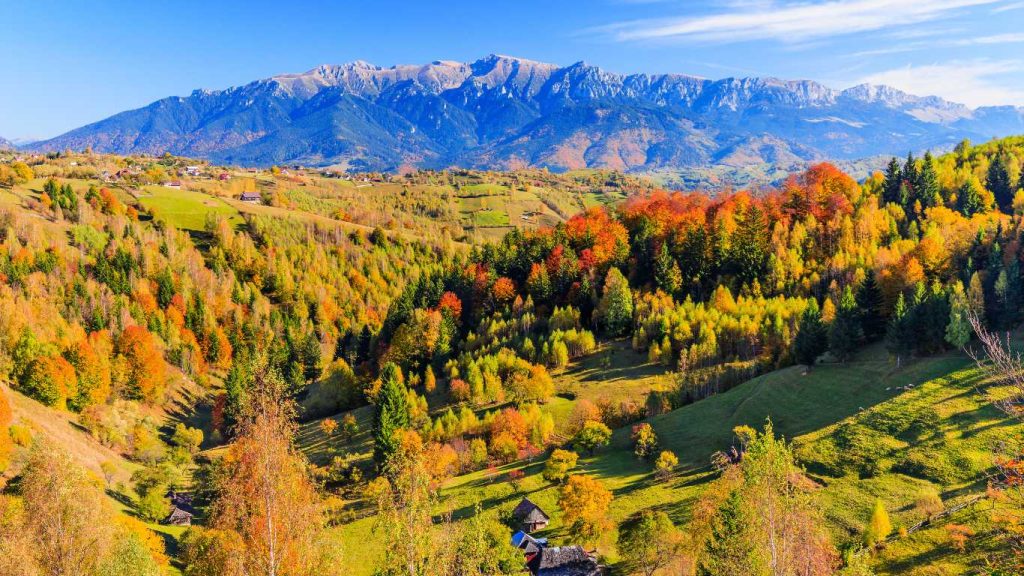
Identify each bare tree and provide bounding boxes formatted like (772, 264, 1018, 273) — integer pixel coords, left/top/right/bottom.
(967, 312, 1024, 417)
(966, 312, 1024, 569)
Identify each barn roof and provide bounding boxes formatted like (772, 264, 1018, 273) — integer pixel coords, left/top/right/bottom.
(513, 497, 550, 522)
(527, 545, 601, 576)
(163, 506, 194, 526)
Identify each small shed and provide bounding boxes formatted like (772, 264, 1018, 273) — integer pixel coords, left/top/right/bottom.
(513, 497, 550, 533)
(239, 192, 262, 204)
(512, 530, 548, 562)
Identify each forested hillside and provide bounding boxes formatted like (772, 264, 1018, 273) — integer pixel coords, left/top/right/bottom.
(0, 137, 1023, 575)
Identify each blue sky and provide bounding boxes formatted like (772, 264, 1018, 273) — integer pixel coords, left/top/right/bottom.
(1, 0, 1022, 140)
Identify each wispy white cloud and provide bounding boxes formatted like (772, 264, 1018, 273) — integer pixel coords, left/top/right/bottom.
(957, 33, 1024, 44)
(845, 32, 1024, 57)
(600, 0, 1001, 43)
(993, 1, 1024, 11)
(855, 59, 1024, 106)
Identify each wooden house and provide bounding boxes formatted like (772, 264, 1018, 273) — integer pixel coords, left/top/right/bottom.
(513, 497, 550, 533)
(162, 490, 196, 526)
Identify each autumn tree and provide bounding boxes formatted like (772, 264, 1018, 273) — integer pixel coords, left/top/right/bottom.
(574, 420, 612, 455)
(654, 450, 679, 481)
(452, 503, 522, 576)
(118, 325, 166, 403)
(863, 499, 892, 547)
(209, 355, 341, 576)
(632, 423, 659, 459)
(543, 448, 579, 484)
(21, 354, 78, 410)
(559, 474, 613, 547)
(964, 313, 1024, 568)
(371, 430, 457, 576)
(13, 442, 166, 575)
(618, 511, 685, 576)
(0, 388, 12, 473)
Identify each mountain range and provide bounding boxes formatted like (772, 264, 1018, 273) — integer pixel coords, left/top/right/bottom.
(25, 55, 1024, 179)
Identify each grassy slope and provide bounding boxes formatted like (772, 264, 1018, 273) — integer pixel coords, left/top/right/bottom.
(1, 382, 201, 574)
(329, 344, 1016, 574)
(136, 185, 243, 232)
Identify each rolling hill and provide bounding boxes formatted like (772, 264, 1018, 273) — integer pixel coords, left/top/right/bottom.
(27, 55, 1024, 184)
(318, 344, 1015, 575)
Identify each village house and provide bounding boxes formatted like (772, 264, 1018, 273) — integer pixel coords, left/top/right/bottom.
(166, 180, 182, 190)
(218, 172, 231, 181)
(162, 491, 195, 527)
(509, 500, 604, 576)
(239, 191, 262, 204)
(185, 165, 201, 177)
(513, 497, 550, 533)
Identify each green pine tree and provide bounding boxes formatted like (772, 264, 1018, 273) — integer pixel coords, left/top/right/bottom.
(956, 180, 985, 216)
(595, 267, 634, 337)
(882, 157, 904, 206)
(828, 286, 862, 362)
(654, 244, 683, 296)
(373, 363, 410, 469)
(987, 154, 1015, 211)
(794, 300, 828, 368)
(856, 271, 885, 341)
(916, 152, 941, 208)
(945, 283, 972, 349)
(886, 293, 912, 367)
(729, 204, 769, 286)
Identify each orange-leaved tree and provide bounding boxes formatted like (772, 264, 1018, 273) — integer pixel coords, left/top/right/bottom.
(208, 355, 341, 576)
(117, 325, 166, 403)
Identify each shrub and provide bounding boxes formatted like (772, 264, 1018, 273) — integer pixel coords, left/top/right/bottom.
(654, 450, 679, 480)
(9, 424, 33, 447)
(914, 488, 943, 518)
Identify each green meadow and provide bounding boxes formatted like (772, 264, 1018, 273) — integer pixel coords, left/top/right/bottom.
(311, 343, 1016, 575)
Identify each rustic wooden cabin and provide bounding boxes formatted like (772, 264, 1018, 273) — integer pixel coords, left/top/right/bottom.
(513, 497, 550, 533)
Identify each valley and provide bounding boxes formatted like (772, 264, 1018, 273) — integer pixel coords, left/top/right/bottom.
(1, 137, 1024, 575)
